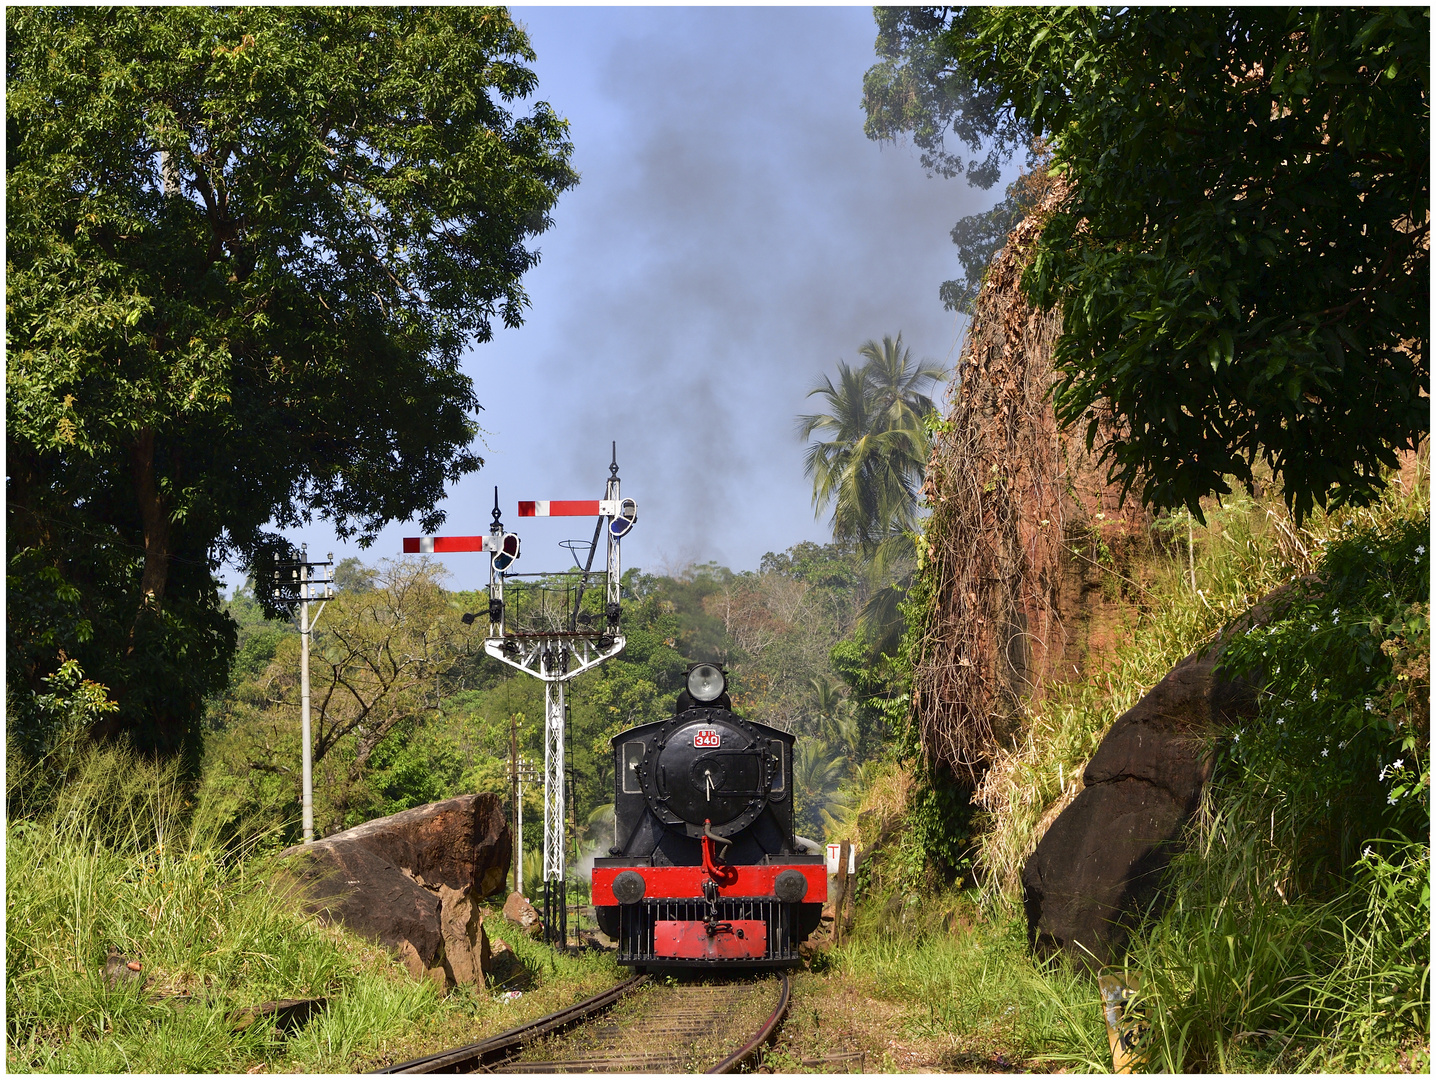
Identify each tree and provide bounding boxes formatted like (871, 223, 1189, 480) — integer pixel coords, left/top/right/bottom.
(862, 7, 1027, 187)
(202, 558, 470, 838)
(939, 7, 1429, 522)
(798, 335, 946, 550)
(792, 738, 849, 840)
(799, 336, 947, 657)
(863, 8, 1038, 313)
(6, 7, 578, 757)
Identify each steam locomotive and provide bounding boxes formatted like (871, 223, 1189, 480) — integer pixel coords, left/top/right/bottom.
(590, 664, 827, 968)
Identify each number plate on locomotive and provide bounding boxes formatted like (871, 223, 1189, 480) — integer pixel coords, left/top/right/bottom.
(693, 728, 721, 748)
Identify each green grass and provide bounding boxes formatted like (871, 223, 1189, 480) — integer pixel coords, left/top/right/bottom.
(5, 743, 624, 1073)
(830, 888, 1111, 1070)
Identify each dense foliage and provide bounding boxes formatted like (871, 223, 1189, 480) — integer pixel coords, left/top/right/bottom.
(1126, 511, 1430, 1071)
(6, 7, 577, 758)
(199, 542, 882, 852)
(1219, 516, 1429, 881)
(940, 7, 1429, 522)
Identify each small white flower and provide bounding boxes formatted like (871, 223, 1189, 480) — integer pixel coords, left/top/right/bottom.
(1232, 732, 1241, 743)
(1362, 846, 1374, 859)
(1379, 764, 1390, 781)
(1388, 793, 1399, 805)
(1384, 591, 1391, 598)
(1310, 623, 1320, 632)
(1276, 718, 1285, 725)
(1392, 758, 1404, 770)
(1416, 545, 1426, 556)
(1321, 748, 1328, 757)
(1310, 689, 1319, 701)
(1365, 699, 1374, 711)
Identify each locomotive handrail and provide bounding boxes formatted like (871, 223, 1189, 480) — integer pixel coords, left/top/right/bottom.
(701, 820, 740, 887)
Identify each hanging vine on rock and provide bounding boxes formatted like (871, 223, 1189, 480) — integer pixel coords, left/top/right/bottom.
(912, 172, 1147, 785)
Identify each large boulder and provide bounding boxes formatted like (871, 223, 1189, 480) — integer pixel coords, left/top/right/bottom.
(1021, 642, 1260, 966)
(277, 794, 512, 987)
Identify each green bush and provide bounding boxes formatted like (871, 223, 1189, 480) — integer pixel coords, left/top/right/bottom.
(1128, 513, 1430, 1072)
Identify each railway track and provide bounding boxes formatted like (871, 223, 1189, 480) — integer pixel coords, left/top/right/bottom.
(376, 972, 790, 1074)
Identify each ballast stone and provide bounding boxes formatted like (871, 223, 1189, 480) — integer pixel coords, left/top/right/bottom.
(277, 793, 512, 988)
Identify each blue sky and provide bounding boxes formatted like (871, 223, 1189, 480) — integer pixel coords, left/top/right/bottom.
(225, 6, 1006, 594)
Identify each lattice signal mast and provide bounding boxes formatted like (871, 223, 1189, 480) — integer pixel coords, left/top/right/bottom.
(490, 446, 636, 942)
(407, 445, 636, 944)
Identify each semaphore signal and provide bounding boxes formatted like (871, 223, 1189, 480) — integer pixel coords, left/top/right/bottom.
(399, 442, 636, 947)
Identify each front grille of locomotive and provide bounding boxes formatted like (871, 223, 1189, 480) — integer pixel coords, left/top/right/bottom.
(618, 898, 798, 962)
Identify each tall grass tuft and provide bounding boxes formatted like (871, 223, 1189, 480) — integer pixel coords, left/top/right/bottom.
(5, 742, 388, 1072)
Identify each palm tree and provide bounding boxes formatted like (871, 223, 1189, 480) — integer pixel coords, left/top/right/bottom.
(797, 334, 946, 551)
(799, 334, 947, 655)
(792, 737, 850, 839)
(860, 334, 946, 434)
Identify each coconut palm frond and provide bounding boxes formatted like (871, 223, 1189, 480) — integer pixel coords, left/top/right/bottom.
(799, 335, 948, 553)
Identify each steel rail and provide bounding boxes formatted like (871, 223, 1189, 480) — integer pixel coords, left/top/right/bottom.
(371, 975, 647, 1075)
(706, 972, 790, 1074)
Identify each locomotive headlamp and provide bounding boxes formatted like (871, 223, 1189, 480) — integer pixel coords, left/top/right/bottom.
(687, 663, 726, 702)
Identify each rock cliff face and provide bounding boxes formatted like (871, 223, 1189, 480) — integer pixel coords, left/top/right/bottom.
(915, 172, 1150, 782)
(277, 793, 511, 987)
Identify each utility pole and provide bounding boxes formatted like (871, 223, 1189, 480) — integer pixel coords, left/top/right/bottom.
(272, 545, 334, 844)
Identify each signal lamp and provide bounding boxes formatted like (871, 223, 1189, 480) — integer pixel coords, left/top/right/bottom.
(493, 532, 521, 571)
(687, 663, 726, 703)
(609, 498, 638, 539)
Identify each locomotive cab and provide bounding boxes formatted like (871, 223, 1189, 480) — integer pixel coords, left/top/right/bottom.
(591, 665, 826, 967)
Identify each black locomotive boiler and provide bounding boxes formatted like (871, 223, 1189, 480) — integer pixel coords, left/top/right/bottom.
(591, 664, 826, 967)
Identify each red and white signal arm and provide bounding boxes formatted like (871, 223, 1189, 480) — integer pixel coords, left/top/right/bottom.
(693, 728, 721, 748)
(403, 535, 492, 554)
(402, 533, 520, 570)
